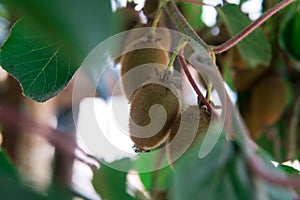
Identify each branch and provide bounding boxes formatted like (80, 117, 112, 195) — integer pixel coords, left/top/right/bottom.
(164, 0, 209, 52)
(0, 105, 98, 169)
(247, 153, 300, 188)
(178, 50, 217, 117)
(213, 0, 296, 54)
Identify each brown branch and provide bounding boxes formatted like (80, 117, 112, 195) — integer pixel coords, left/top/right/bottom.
(213, 0, 296, 54)
(0, 105, 98, 169)
(178, 50, 217, 117)
(247, 154, 300, 188)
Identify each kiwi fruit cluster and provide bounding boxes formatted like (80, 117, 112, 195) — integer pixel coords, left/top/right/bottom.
(241, 73, 288, 139)
(116, 2, 213, 156)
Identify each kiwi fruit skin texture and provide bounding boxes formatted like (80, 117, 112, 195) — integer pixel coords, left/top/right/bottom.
(120, 22, 171, 99)
(250, 74, 287, 125)
(143, 0, 159, 19)
(120, 44, 169, 99)
(233, 66, 267, 92)
(129, 82, 180, 151)
(167, 105, 212, 164)
(243, 74, 287, 139)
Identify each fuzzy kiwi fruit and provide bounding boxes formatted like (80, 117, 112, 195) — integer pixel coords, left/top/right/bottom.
(120, 22, 171, 99)
(120, 44, 169, 99)
(110, 6, 141, 64)
(143, 0, 159, 19)
(233, 66, 267, 91)
(250, 74, 287, 125)
(167, 105, 212, 164)
(243, 74, 287, 139)
(129, 82, 180, 151)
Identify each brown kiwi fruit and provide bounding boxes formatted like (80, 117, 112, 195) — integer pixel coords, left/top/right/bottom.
(124, 23, 171, 51)
(110, 6, 141, 64)
(129, 82, 180, 152)
(143, 0, 159, 19)
(243, 74, 287, 139)
(233, 66, 267, 91)
(120, 44, 169, 99)
(120, 22, 171, 99)
(167, 105, 212, 164)
(250, 74, 287, 125)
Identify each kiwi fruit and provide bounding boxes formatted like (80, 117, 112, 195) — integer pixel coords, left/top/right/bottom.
(120, 22, 171, 99)
(143, 0, 159, 19)
(250, 74, 287, 125)
(120, 44, 169, 99)
(233, 66, 267, 91)
(167, 105, 212, 164)
(243, 74, 287, 139)
(110, 6, 141, 64)
(129, 82, 180, 151)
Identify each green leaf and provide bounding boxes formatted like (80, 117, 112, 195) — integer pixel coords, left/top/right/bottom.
(132, 152, 174, 192)
(0, 149, 19, 180)
(0, 150, 46, 200)
(92, 158, 135, 200)
(217, 4, 271, 68)
(278, 164, 300, 175)
(0, 19, 77, 102)
(0, 178, 46, 200)
(0, 0, 112, 101)
(3, 0, 112, 57)
(180, 2, 204, 30)
(280, 10, 300, 61)
(170, 133, 241, 200)
(256, 148, 295, 200)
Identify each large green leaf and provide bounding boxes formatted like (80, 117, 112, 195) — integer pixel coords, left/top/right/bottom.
(3, 0, 112, 57)
(0, 19, 77, 102)
(0, 150, 46, 200)
(132, 153, 174, 192)
(170, 134, 240, 200)
(0, 149, 19, 180)
(170, 131, 296, 200)
(180, 2, 204, 30)
(92, 158, 135, 200)
(217, 4, 271, 68)
(0, 0, 112, 101)
(280, 10, 300, 61)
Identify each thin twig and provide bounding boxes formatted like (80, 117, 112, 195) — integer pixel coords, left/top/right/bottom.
(164, 0, 209, 51)
(178, 50, 217, 117)
(0, 105, 98, 169)
(213, 0, 296, 54)
(247, 154, 300, 188)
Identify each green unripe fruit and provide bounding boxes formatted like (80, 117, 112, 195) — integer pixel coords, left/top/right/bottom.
(129, 83, 180, 151)
(167, 105, 211, 164)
